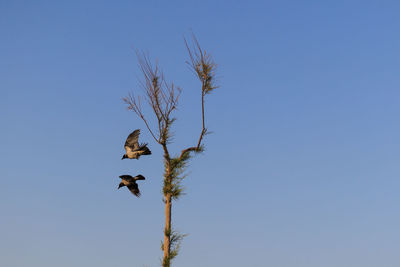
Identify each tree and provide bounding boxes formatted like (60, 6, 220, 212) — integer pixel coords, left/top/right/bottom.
(123, 35, 217, 267)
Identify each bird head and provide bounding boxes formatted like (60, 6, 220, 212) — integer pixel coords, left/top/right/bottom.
(121, 154, 128, 160)
(118, 182, 125, 189)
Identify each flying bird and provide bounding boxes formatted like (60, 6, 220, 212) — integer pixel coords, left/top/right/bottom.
(118, 174, 146, 197)
(122, 129, 151, 160)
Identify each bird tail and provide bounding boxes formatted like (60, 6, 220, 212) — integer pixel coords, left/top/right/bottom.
(135, 174, 146, 181)
(140, 143, 152, 155)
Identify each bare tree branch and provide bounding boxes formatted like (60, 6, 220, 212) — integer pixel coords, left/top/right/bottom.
(122, 93, 159, 143)
(178, 35, 217, 161)
(124, 51, 182, 147)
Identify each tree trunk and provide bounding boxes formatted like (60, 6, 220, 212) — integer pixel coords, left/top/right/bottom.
(163, 193, 172, 267)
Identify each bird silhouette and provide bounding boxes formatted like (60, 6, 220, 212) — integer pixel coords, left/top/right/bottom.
(122, 129, 151, 160)
(118, 174, 146, 197)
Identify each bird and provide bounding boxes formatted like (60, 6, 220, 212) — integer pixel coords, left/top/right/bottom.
(122, 129, 151, 160)
(118, 174, 146, 197)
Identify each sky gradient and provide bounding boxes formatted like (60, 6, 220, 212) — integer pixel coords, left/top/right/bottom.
(2, 1, 400, 266)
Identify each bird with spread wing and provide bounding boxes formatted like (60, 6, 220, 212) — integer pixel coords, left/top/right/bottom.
(122, 129, 151, 160)
(118, 174, 146, 197)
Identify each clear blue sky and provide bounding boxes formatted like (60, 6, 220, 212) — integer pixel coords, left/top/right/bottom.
(2, 1, 400, 266)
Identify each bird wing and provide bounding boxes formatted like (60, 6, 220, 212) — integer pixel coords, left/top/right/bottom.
(119, 175, 134, 182)
(127, 183, 141, 197)
(124, 129, 140, 150)
(134, 174, 146, 181)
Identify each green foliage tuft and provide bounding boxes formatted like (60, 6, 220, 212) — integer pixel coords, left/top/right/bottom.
(162, 153, 194, 200)
(185, 35, 218, 96)
(162, 228, 187, 266)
